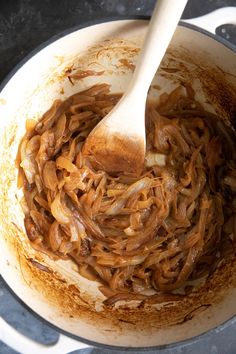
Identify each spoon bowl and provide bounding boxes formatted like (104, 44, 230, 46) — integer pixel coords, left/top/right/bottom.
(83, 0, 188, 175)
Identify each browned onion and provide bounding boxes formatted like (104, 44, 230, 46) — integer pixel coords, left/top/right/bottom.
(19, 83, 236, 306)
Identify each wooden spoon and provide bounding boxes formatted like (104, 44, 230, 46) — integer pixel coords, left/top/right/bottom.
(83, 0, 188, 175)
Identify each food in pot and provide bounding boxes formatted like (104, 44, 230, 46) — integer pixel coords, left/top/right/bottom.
(18, 83, 236, 305)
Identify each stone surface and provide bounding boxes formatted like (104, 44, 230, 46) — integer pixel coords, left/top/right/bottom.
(0, 0, 236, 83)
(0, 0, 236, 353)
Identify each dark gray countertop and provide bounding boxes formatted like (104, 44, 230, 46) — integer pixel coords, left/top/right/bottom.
(0, 1, 236, 353)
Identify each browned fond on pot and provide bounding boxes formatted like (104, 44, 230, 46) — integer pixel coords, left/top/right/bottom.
(3, 214, 236, 333)
(0, 37, 236, 337)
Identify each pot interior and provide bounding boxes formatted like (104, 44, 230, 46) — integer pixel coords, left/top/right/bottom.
(0, 20, 236, 348)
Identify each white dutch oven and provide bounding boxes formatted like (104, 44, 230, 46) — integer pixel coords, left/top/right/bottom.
(0, 7, 236, 354)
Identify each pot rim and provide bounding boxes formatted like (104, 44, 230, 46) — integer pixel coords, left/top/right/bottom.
(0, 16, 236, 352)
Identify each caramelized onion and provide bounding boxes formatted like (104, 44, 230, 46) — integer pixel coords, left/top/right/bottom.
(43, 161, 58, 191)
(49, 221, 62, 251)
(19, 83, 236, 305)
(51, 192, 72, 224)
(104, 293, 147, 306)
(105, 177, 154, 215)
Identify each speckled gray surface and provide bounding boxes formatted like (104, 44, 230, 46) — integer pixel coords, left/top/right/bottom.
(1, 0, 236, 83)
(0, 0, 236, 353)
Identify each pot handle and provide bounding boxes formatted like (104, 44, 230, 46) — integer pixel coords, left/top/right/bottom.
(183, 6, 236, 34)
(0, 317, 89, 354)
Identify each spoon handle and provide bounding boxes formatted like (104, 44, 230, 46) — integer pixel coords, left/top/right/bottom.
(130, 0, 188, 96)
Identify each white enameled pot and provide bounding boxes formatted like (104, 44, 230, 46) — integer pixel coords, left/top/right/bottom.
(0, 7, 236, 354)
